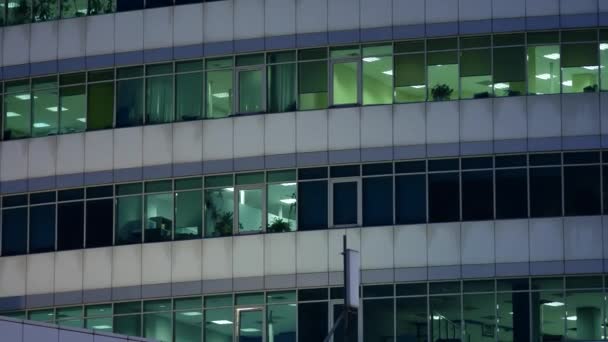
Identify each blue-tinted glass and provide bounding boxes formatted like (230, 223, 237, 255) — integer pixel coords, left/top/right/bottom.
(564, 166, 601, 216)
(496, 169, 528, 219)
(395, 161, 426, 173)
(299, 167, 328, 180)
(333, 182, 358, 225)
(529, 153, 561, 166)
(462, 170, 493, 221)
(86, 202, 113, 249)
(461, 157, 492, 169)
(117, 0, 143, 11)
(298, 181, 327, 230)
(330, 165, 360, 178)
(29, 205, 56, 253)
(57, 202, 84, 251)
(298, 288, 328, 301)
(1, 208, 27, 256)
(530, 167, 562, 217)
(362, 163, 393, 176)
(298, 302, 328, 342)
(116, 79, 144, 128)
(30, 191, 56, 204)
(363, 177, 393, 226)
(3, 195, 28, 207)
(86, 185, 113, 198)
(145, 0, 171, 8)
(563, 152, 600, 164)
(58, 188, 84, 201)
(428, 172, 459, 222)
(116, 196, 143, 245)
(428, 159, 459, 171)
(395, 175, 426, 224)
(495, 155, 526, 168)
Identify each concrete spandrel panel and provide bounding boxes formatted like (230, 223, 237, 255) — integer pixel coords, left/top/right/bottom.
(296, 230, 329, 273)
(361, 105, 393, 148)
(495, 219, 529, 263)
(202, 237, 233, 280)
(0, 320, 22, 342)
(296, 110, 328, 152)
(202, 118, 234, 161)
(143, 124, 172, 166)
(527, 95, 561, 138)
(361, 226, 394, 270)
(114, 11, 144, 53)
(3, 25, 29, 66)
(173, 3, 204, 47)
(461, 221, 495, 264)
(86, 14, 115, 56)
(493, 96, 527, 140)
(143, 7, 173, 50)
(526, 0, 560, 17)
(172, 239, 202, 283)
(265, 112, 296, 155)
(173, 121, 203, 164)
(492, 0, 525, 18)
(142, 242, 172, 285)
(0, 255, 27, 297)
(426, 0, 458, 23)
(58, 17, 86, 59)
(427, 222, 461, 266)
(394, 103, 426, 146)
(234, 115, 264, 158)
(265, 0, 296, 36)
(1, 139, 28, 181)
(328, 0, 359, 31)
(113, 127, 143, 170)
(26, 253, 55, 295)
(361, 0, 392, 28)
(459, 0, 492, 21)
(29, 21, 58, 63)
(265, 232, 296, 275)
(204, 0, 234, 42)
(529, 217, 564, 262)
(394, 224, 428, 268)
(234, 0, 264, 40)
(83, 247, 112, 290)
(460, 99, 493, 142)
(28, 136, 57, 179)
(112, 244, 142, 288)
(56, 133, 85, 175)
(427, 101, 459, 144)
(561, 93, 600, 137)
(560, 0, 597, 15)
(393, 0, 425, 26)
(233, 234, 264, 278)
(328, 228, 361, 271)
(328, 107, 361, 150)
(564, 216, 602, 260)
(24, 324, 58, 342)
(54, 250, 84, 293)
(84, 130, 113, 172)
(296, 0, 328, 33)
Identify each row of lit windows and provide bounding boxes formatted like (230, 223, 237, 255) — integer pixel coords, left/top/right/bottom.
(0, 150, 606, 257)
(0, 0, 223, 27)
(1, 29, 608, 140)
(2, 276, 608, 342)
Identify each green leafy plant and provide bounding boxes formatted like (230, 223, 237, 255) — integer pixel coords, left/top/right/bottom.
(267, 218, 291, 233)
(89, 0, 113, 15)
(214, 211, 233, 237)
(430, 84, 454, 101)
(584, 84, 598, 93)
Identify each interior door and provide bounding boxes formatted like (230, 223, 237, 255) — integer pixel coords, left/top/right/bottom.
(236, 307, 265, 342)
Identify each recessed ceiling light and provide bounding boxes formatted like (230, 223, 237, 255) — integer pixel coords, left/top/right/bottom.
(92, 325, 112, 329)
(6, 111, 20, 117)
(181, 312, 202, 316)
(543, 301, 564, 307)
(362, 57, 380, 63)
(46, 106, 68, 112)
(410, 85, 425, 89)
(562, 80, 573, 87)
(211, 320, 233, 325)
(15, 94, 31, 100)
(241, 328, 260, 333)
(543, 53, 560, 60)
(280, 198, 296, 204)
(382, 70, 393, 76)
(76, 118, 86, 123)
(281, 183, 296, 186)
(493, 83, 510, 89)
(223, 187, 234, 192)
(535, 73, 552, 80)
(213, 92, 230, 98)
(33, 122, 50, 128)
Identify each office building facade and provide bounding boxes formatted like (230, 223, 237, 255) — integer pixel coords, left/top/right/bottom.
(0, 0, 607, 341)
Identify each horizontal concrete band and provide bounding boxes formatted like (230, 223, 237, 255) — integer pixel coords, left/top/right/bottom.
(1, 12, 606, 80)
(3, 135, 603, 194)
(0, 259, 604, 311)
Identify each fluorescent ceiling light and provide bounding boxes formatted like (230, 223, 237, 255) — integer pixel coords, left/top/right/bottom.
(15, 94, 31, 100)
(281, 183, 296, 186)
(543, 53, 560, 60)
(280, 198, 297, 204)
(6, 111, 20, 117)
(543, 301, 564, 307)
(601, 43, 608, 51)
(46, 106, 68, 112)
(92, 325, 112, 329)
(181, 312, 202, 316)
(410, 85, 425, 89)
(432, 315, 442, 320)
(33, 122, 50, 128)
(7, 2, 18, 9)
(241, 328, 260, 333)
(211, 320, 233, 325)
(77, 118, 86, 123)
(382, 70, 393, 76)
(240, 190, 245, 205)
(535, 73, 552, 80)
(362, 57, 380, 62)
(562, 80, 573, 87)
(493, 83, 510, 90)
(509, 312, 513, 315)
(583, 65, 600, 70)
(213, 92, 230, 98)
(566, 316, 577, 321)
(224, 187, 234, 192)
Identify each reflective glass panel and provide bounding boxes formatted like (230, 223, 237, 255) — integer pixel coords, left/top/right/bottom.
(176, 72, 202, 121)
(32, 88, 59, 137)
(497, 292, 530, 342)
(528, 45, 561, 95)
(364, 299, 394, 342)
(462, 170, 493, 221)
(115, 195, 143, 245)
(86, 199, 113, 248)
(601, 42, 608, 91)
(429, 172, 459, 222)
(298, 181, 328, 230)
(395, 53, 426, 102)
(396, 174, 426, 224)
(238, 69, 263, 113)
(146, 75, 173, 124)
(363, 176, 393, 226)
(175, 310, 202, 342)
(430, 296, 462, 341)
(206, 70, 233, 118)
(564, 165, 601, 216)
(463, 293, 495, 342)
(87, 82, 114, 130)
(428, 51, 458, 101)
(562, 43, 599, 93)
(59, 85, 86, 133)
(333, 181, 358, 225)
(494, 46, 526, 96)
(145, 192, 173, 243)
(267, 183, 296, 232)
(268, 63, 296, 113)
(144, 311, 172, 342)
(7, 0, 31, 25)
(57, 201, 84, 251)
(298, 302, 327, 342)
(1, 208, 27, 256)
(396, 297, 427, 342)
(534, 291, 565, 340)
(332, 61, 359, 105)
(565, 291, 603, 340)
(114, 314, 141, 337)
(175, 190, 202, 240)
(33, 0, 58, 21)
(362, 56, 392, 105)
(61, 0, 87, 18)
(29, 204, 56, 253)
(298, 61, 328, 110)
(116, 78, 144, 127)
(205, 308, 233, 342)
(268, 304, 296, 342)
(530, 167, 562, 217)
(460, 49, 492, 99)
(5, 91, 31, 139)
(204, 188, 234, 237)
(496, 168, 528, 219)
(238, 188, 263, 233)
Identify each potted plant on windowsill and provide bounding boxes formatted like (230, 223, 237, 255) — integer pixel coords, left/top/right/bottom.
(214, 211, 233, 237)
(430, 84, 454, 101)
(267, 218, 292, 233)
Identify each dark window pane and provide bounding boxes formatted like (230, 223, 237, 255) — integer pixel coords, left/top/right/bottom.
(175, 191, 202, 240)
(604, 166, 608, 214)
(496, 169, 528, 219)
(116, 196, 143, 245)
(396, 297, 427, 341)
(87, 82, 114, 130)
(363, 285, 394, 298)
(429, 173, 459, 223)
(30, 205, 56, 253)
(330, 165, 360, 178)
(298, 302, 327, 342)
(298, 288, 328, 301)
(363, 299, 394, 342)
(564, 152, 600, 164)
(298, 181, 327, 230)
(395, 160, 426, 174)
(564, 166, 601, 216)
(117, 0, 143, 11)
(30, 191, 56, 204)
(57, 202, 84, 251)
(86, 199, 113, 248)
(116, 79, 144, 128)
(395, 175, 426, 224)
(175, 72, 202, 121)
(3, 195, 28, 207)
(1, 208, 27, 256)
(362, 163, 392, 176)
(530, 153, 561, 166)
(428, 159, 459, 171)
(396, 283, 427, 296)
(298, 167, 328, 180)
(363, 177, 393, 226)
(58, 188, 84, 201)
(333, 182, 358, 225)
(145, 0, 171, 8)
(496, 154, 527, 168)
(462, 170, 493, 221)
(86, 185, 113, 199)
(267, 63, 296, 113)
(461, 157, 492, 169)
(530, 167, 562, 217)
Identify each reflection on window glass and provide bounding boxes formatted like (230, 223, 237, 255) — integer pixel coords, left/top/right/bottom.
(533, 291, 565, 340)
(430, 295, 462, 342)
(428, 52, 458, 101)
(5, 91, 31, 139)
(32, 88, 59, 137)
(175, 310, 202, 342)
(268, 304, 296, 341)
(460, 49, 492, 99)
(88, 0, 114, 14)
(146, 75, 174, 124)
(33, 0, 58, 21)
(267, 183, 296, 232)
(116, 78, 144, 127)
(59, 85, 86, 133)
(87, 82, 114, 130)
(395, 53, 426, 102)
(462, 294, 494, 342)
(364, 299, 394, 342)
(497, 292, 529, 341)
(1, 208, 27, 256)
(528, 45, 561, 95)
(238, 69, 263, 113)
(562, 43, 599, 93)
(565, 291, 603, 341)
(362, 56, 392, 105)
(333, 181, 358, 226)
(144, 311, 172, 342)
(56, 306, 83, 328)
(116, 196, 143, 245)
(86, 199, 113, 248)
(204, 308, 233, 342)
(114, 314, 141, 337)
(494, 47, 526, 97)
(601, 42, 608, 91)
(145, 193, 173, 243)
(204, 188, 234, 237)
(332, 61, 359, 105)
(61, 0, 88, 18)
(298, 181, 328, 230)
(396, 297, 427, 342)
(29, 309, 55, 322)
(176, 72, 202, 121)
(238, 188, 263, 233)
(29, 204, 56, 253)
(298, 61, 328, 110)
(268, 63, 296, 113)
(7, 0, 31, 25)
(396, 174, 426, 224)
(363, 177, 392, 226)
(206, 70, 233, 118)
(175, 190, 202, 240)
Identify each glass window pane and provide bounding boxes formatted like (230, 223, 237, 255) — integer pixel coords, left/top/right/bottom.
(238, 188, 263, 233)
(32, 88, 59, 137)
(206, 70, 233, 118)
(496, 169, 528, 219)
(29, 204, 56, 253)
(175, 190, 202, 240)
(497, 292, 530, 341)
(534, 291, 565, 340)
(7, 0, 31, 25)
(566, 291, 603, 340)
(116, 196, 143, 245)
(116, 79, 144, 127)
(562, 43, 599, 93)
(5, 91, 31, 139)
(86, 199, 113, 248)
(462, 170, 493, 221)
(363, 176, 393, 226)
(430, 296, 462, 341)
(429, 172, 459, 223)
(114, 314, 141, 337)
(333, 181, 358, 225)
(57, 201, 84, 251)
(298, 61, 328, 110)
(460, 49, 492, 99)
(530, 167, 562, 217)
(1, 208, 27, 256)
(463, 294, 495, 341)
(175, 310, 202, 342)
(528, 45, 561, 95)
(298, 302, 327, 342)
(396, 174, 426, 224)
(267, 183, 297, 232)
(268, 63, 296, 113)
(29, 309, 55, 322)
(176, 72, 202, 121)
(428, 51, 458, 101)
(144, 312, 172, 342)
(146, 75, 173, 124)
(87, 82, 114, 130)
(494, 46, 526, 96)
(364, 299, 394, 342)
(332, 62, 359, 105)
(59, 85, 86, 133)
(145, 193, 173, 242)
(238, 69, 263, 113)
(268, 304, 296, 341)
(396, 297, 427, 341)
(61, 0, 87, 18)
(362, 56, 392, 105)
(204, 308, 233, 342)
(204, 188, 234, 237)
(564, 165, 601, 216)
(298, 181, 328, 230)
(33, 0, 58, 21)
(395, 53, 426, 102)
(600, 42, 608, 91)
(117, 0, 142, 11)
